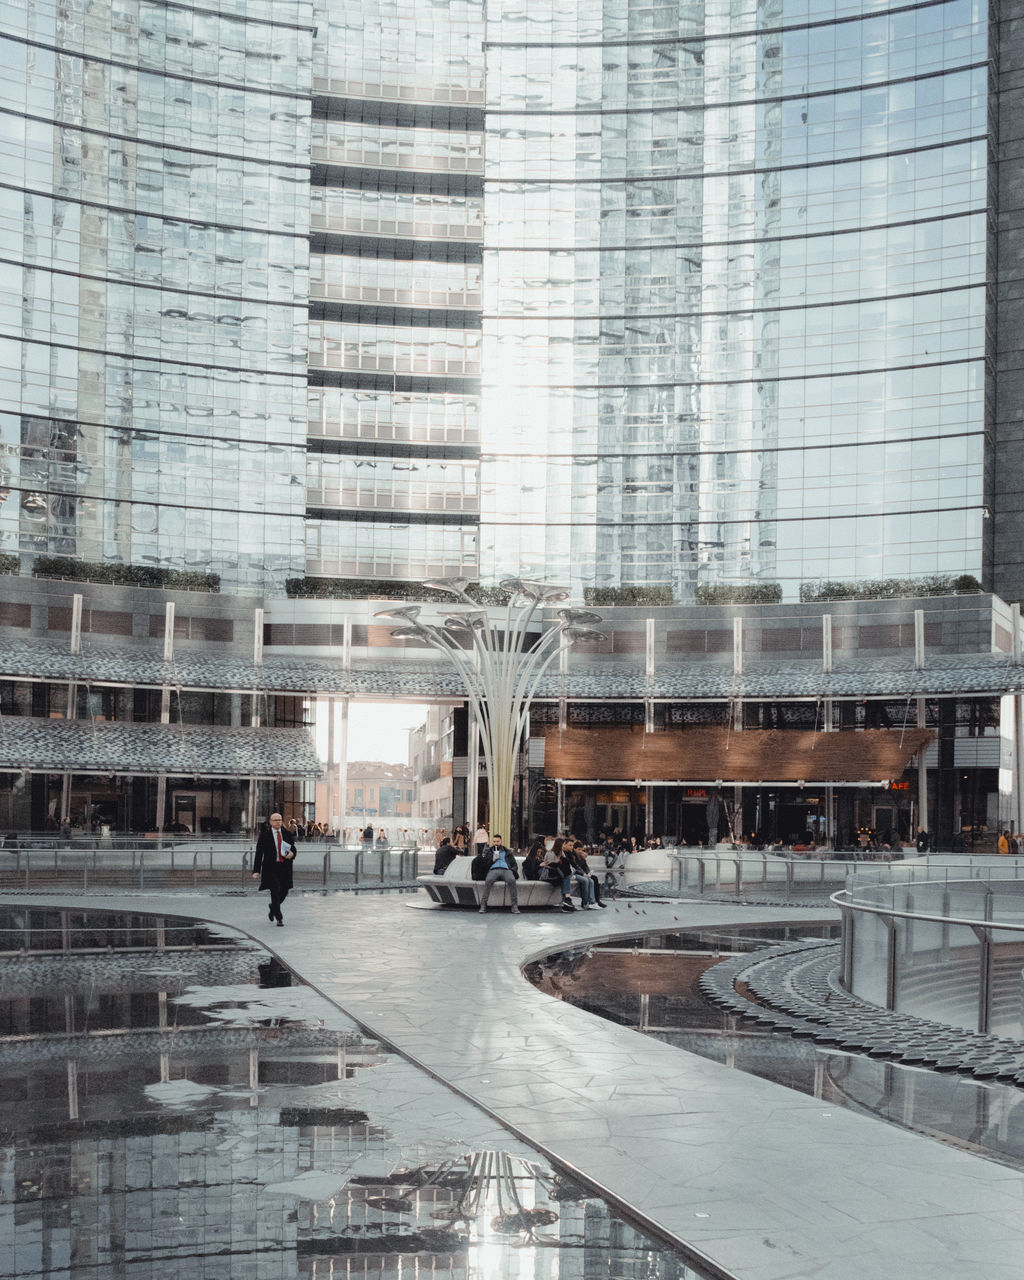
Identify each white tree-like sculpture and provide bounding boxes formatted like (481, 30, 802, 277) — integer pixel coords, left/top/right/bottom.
(375, 577, 604, 845)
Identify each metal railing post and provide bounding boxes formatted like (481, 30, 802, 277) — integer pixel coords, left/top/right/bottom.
(879, 914, 897, 1010)
(838, 902, 852, 988)
(968, 923, 993, 1034)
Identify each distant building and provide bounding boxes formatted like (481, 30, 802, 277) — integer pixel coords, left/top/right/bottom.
(345, 762, 415, 833)
(408, 706, 455, 832)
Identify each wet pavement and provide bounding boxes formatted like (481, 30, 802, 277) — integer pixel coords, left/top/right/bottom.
(0, 906, 714, 1280)
(525, 926, 1024, 1171)
(3, 888, 1024, 1280)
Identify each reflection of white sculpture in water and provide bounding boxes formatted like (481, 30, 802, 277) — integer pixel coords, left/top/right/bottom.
(376, 578, 604, 844)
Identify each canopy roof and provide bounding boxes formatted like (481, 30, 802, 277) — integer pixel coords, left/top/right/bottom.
(0, 718, 323, 779)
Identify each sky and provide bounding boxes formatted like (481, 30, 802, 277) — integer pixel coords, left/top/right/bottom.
(347, 701, 428, 764)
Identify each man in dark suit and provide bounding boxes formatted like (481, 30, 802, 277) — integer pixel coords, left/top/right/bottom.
(252, 812, 296, 926)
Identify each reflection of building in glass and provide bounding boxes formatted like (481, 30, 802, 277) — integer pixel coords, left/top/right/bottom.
(3, 0, 1024, 841)
(304, 0, 485, 586)
(2, 0, 1017, 601)
(0, 0, 312, 593)
(476, 0, 998, 601)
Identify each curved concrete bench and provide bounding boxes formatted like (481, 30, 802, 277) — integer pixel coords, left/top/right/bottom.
(417, 856, 562, 908)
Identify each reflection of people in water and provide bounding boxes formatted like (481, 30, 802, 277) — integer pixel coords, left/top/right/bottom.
(257, 956, 292, 988)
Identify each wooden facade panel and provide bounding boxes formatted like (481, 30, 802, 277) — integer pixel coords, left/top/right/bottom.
(541, 726, 934, 783)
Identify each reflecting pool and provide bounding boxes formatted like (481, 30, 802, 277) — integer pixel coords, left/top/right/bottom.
(525, 924, 1024, 1171)
(0, 907, 715, 1280)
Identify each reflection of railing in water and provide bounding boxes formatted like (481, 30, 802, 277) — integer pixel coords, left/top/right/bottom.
(0, 907, 235, 955)
(833, 873, 1024, 1037)
(0, 843, 422, 892)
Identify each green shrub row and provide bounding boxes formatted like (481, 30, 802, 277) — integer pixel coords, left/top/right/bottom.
(32, 556, 220, 592)
(694, 582, 784, 605)
(287, 574, 986, 607)
(799, 574, 982, 602)
(0, 553, 18, 576)
(583, 585, 675, 606)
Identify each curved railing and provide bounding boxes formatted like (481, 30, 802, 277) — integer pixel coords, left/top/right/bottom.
(0, 842, 422, 892)
(670, 850, 869, 898)
(832, 872, 1024, 1038)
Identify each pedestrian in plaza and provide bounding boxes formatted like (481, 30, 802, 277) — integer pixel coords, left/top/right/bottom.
(252, 812, 297, 926)
(564, 839, 600, 909)
(542, 839, 576, 912)
(472, 821, 489, 859)
(432, 834, 458, 875)
(478, 835, 520, 914)
(567, 840, 606, 909)
(522, 838, 545, 880)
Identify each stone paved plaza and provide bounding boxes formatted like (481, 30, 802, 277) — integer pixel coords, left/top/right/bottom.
(3, 886, 1023, 1280)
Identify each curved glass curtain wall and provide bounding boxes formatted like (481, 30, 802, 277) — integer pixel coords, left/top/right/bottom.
(305, 0, 486, 585)
(478, 0, 991, 601)
(0, 0, 313, 591)
(841, 875, 1024, 1037)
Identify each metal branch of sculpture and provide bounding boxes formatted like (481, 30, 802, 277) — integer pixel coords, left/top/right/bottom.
(375, 578, 604, 844)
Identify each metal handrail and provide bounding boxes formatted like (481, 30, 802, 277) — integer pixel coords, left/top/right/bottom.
(831, 884, 1024, 934)
(670, 850, 865, 896)
(0, 843, 422, 891)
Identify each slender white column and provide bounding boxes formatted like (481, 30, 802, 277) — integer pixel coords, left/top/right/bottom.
(917, 697, 929, 836)
(338, 698, 349, 838)
(70, 593, 83, 655)
(253, 608, 264, 666)
(162, 602, 175, 662)
(467, 707, 479, 828)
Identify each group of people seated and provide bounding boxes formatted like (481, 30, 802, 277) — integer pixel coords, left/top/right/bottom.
(520, 837, 609, 912)
(431, 832, 610, 912)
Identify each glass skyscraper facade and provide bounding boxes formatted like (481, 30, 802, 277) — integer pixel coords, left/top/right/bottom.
(0, 0, 1007, 602)
(478, 0, 991, 599)
(1, 0, 312, 593)
(305, 0, 485, 584)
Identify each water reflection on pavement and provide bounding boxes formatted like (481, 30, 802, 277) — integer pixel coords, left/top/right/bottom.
(0, 906, 714, 1280)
